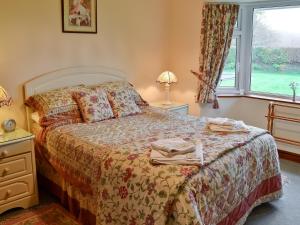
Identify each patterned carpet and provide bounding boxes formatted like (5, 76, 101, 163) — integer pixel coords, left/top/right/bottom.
(0, 203, 80, 225)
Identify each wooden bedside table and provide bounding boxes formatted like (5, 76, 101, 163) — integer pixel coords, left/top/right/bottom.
(150, 102, 189, 115)
(0, 128, 39, 214)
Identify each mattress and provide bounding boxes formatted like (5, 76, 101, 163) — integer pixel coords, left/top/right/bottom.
(34, 106, 282, 225)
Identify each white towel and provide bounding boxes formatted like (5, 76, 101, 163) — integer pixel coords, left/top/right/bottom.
(151, 138, 195, 157)
(150, 141, 203, 165)
(207, 117, 235, 126)
(206, 117, 249, 133)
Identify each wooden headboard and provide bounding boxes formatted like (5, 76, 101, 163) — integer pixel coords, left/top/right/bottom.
(24, 66, 126, 130)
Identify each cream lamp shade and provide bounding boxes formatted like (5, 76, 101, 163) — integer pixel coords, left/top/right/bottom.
(157, 71, 177, 105)
(157, 71, 178, 84)
(0, 86, 12, 108)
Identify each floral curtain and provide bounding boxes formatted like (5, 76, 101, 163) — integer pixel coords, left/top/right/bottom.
(195, 3, 239, 107)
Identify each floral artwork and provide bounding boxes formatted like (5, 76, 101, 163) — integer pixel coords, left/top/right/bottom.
(62, 0, 97, 33)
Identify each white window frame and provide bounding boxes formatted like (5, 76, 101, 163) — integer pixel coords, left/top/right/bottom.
(218, 0, 300, 100)
(217, 8, 242, 95)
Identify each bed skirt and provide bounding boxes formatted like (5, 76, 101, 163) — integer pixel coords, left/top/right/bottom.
(38, 174, 96, 225)
(218, 174, 282, 225)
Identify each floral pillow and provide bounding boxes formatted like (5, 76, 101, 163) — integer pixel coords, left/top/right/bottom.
(38, 109, 82, 127)
(25, 85, 88, 126)
(107, 89, 142, 118)
(92, 81, 148, 106)
(73, 89, 114, 123)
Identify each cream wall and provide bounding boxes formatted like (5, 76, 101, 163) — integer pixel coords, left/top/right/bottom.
(168, 0, 204, 117)
(0, 0, 169, 128)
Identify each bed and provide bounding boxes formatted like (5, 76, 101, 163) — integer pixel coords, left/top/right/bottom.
(24, 66, 282, 225)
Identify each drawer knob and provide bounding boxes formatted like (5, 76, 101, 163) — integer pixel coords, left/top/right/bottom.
(1, 150, 9, 158)
(3, 168, 10, 175)
(6, 190, 12, 199)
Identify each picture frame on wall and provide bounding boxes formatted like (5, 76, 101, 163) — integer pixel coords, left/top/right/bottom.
(62, 0, 97, 33)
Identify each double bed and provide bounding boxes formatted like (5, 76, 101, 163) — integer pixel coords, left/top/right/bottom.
(24, 66, 282, 225)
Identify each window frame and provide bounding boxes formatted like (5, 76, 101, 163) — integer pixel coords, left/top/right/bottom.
(218, 36, 240, 90)
(217, 8, 242, 94)
(217, 0, 300, 100)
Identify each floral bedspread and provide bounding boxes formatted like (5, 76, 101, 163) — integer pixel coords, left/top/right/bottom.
(43, 107, 282, 225)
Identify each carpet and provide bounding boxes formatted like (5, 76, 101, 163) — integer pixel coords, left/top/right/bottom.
(281, 174, 290, 186)
(0, 203, 81, 225)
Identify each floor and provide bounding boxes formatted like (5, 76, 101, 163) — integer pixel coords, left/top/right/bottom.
(245, 159, 300, 225)
(0, 159, 299, 225)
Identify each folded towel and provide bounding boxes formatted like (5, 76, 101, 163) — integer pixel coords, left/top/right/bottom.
(151, 138, 195, 157)
(207, 124, 249, 133)
(206, 117, 249, 133)
(150, 141, 203, 165)
(207, 117, 235, 126)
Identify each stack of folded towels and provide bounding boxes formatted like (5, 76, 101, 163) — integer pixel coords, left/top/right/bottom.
(150, 137, 203, 165)
(206, 117, 249, 133)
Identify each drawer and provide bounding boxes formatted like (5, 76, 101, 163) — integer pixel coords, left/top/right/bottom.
(0, 153, 32, 182)
(0, 140, 32, 159)
(170, 107, 188, 115)
(0, 174, 34, 206)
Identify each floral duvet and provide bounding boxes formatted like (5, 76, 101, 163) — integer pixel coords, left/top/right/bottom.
(42, 107, 282, 225)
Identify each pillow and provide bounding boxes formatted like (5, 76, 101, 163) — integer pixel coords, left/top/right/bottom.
(73, 89, 114, 123)
(25, 85, 88, 125)
(92, 81, 148, 106)
(39, 109, 82, 127)
(107, 89, 141, 118)
(30, 110, 82, 127)
(31, 112, 40, 124)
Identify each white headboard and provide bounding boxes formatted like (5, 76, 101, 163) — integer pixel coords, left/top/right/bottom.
(24, 66, 126, 130)
(24, 66, 126, 98)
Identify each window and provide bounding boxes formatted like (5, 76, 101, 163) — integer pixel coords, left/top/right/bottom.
(218, 10, 241, 89)
(251, 7, 300, 96)
(219, 38, 238, 88)
(218, 1, 300, 101)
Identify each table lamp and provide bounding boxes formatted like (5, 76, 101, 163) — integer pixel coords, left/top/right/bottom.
(157, 71, 178, 105)
(0, 86, 15, 136)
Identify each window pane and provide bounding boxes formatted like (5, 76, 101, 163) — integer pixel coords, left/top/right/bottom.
(219, 38, 237, 88)
(251, 7, 300, 96)
(234, 20, 238, 29)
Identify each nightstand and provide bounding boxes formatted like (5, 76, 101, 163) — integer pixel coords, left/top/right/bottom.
(150, 102, 189, 115)
(0, 128, 39, 214)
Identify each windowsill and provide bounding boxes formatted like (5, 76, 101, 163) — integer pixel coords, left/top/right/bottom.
(219, 94, 300, 105)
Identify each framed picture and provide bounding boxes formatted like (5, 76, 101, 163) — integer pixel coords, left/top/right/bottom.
(62, 0, 97, 33)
